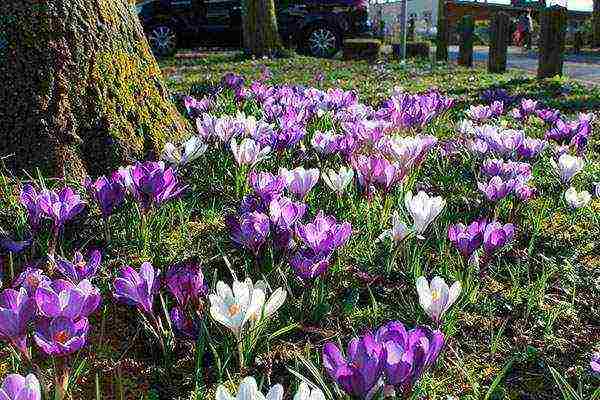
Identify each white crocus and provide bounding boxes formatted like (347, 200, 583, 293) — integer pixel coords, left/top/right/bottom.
(162, 135, 207, 166)
(294, 382, 325, 400)
(564, 187, 591, 209)
(379, 211, 410, 244)
(209, 278, 265, 337)
(416, 276, 461, 325)
(594, 182, 600, 198)
(553, 154, 585, 184)
(322, 166, 354, 197)
(216, 376, 283, 400)
(230, 138, 271, 167)
(279, 167, 320, 199)
(404, 191, 445, 237)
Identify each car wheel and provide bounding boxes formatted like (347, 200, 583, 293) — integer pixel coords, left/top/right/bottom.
(306, 25, 340, 58)
(147, 25, 177, 57)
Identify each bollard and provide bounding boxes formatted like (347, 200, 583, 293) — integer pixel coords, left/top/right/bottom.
(538, 6, 567, 79)
(458, 15, 475, 67)
(488, 12, 510, 73)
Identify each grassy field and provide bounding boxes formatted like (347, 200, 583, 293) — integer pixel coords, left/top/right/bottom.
(0, 52, 599, 400)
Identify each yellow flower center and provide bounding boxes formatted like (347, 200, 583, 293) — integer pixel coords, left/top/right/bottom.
(53, 331, 70, 344)
(228, 304, 241, 317)
(76, 261, 87, 269)
(431, 289, 441, 302)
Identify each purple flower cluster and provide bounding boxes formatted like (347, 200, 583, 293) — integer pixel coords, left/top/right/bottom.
(448, 220, 515, 258)
(165, 262, 207, 340)
(478, 159, 535, 202)
(20, 185, 85, 233)
(183, 95, 215, 119)
(323, 321, 444, 398)
(545, 113, 593, 155)
(84, 174, 125, 219)
(0, 260, 102, 358)
(466, 102, 504, 122)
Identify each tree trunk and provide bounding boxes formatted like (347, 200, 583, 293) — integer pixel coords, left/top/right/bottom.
(0, 0, 192, 179)
(593, 0, 600, 48)
(242, 0, 281, 57)
(435, 0, 448, 62)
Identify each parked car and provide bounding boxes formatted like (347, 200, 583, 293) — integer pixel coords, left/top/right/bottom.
(135, 0, 370, 57)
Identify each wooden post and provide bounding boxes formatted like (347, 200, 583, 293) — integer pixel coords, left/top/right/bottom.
(488, 12, 510, 73)
(538, 6, 567, 79)
(458, 15, 474, 67)
(593, 0, 600, 47)
(435, 0, 448, 62)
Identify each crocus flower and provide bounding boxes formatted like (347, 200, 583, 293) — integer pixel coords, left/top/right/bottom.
(33, 316, 89, 356)
(322, 334, 386, 398)
(591, 352, 600, 377)
(279, 167, 320, 199)
(268, 197, 307, 230)
(14, 268, 50, 296)
(322, 167, 354, 197)
(478, 176, 515, 202)
(216, 376, 283, 400)
(564, 187, 591, 209)
(35, 279, 101, 320)
(164, 262, 207, 307)
(380, 211, 410, 244)
(248, 171, 286, 204)
(162, 136, 207, 166)
(0, 288, 36, 354)
(226, 212, 271, 256)
(38, 187, 85, 230)
(404, 191, 445, 237)
(209, 278, 286, 337)
(294, 382, 325, 400)
(448, 220, 486, 258)
(553, 154, 584, 184)
(483, 222, 515, 254)
(183, 95, 214, 118)
(517, 138, 546, 160)
(0, 237, 32, 254)
(195, 113, 218, 141)
(375, 321, 445, 389)
(520, 99, 538, 115)
(595, 182, 600, 198)
(296, 211, 352, 256)
(290, 250, 330, 281)
(0, 373, 41, 400)
(56, 250, 102, 283)
(170, 306, 200, 340)
(467, 105, 493, 122)
(416, 276, 461, 324)
(19, 185, 42, 233)
(311, 131, 341, 154)
(118, 161, 186, 212)
(230, 138, 271, 166)
(84, 174, 125, 219)
(113, 262, 160, 315)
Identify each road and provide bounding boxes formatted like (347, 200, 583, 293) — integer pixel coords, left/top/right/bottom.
(448, 45, 600, 84)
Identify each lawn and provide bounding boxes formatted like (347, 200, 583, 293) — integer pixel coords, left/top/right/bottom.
(0, 52, 599, 400)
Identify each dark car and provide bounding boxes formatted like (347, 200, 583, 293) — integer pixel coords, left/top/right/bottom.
(135, 0, 370, 58)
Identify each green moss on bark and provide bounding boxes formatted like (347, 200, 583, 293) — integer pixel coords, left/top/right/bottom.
(0, 0, 191, 179)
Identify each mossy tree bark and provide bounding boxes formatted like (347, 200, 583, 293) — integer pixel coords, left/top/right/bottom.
(242, 0, 281, 57)
(0, 0, 191, 180)
(593, 0, 600, 47)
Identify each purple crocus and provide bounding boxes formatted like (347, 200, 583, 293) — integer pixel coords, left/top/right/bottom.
(591, 352, 600, 377)
(483, 222, 515, 254)
(183, 95, 214, 119)
(478, 176, 515, 202)
(375, 321, 445, 390)
(118, 161, 186, 212)
(225, 212, 271, 256)
(290, 250, 330, 281)
(84, 174, 125, 219)
(0, 288, 36, 354)
(113, 262, 160, 315)
(164, 262, 207, 307)
(279, 167, 320, 199)
(0, 237, 32, 254)
(248, 171, 286, 204)
(14, 267, 50, 296)
(35, 279, 101, 320)
(19, 185, 42, 233)
(56, 250, 102, 283)
(517, 138, 546, 159)
(520, 99, 538, 115)
(170, 306, 199, 340)
(0, 373, 41, 400)
(296, 211, 352, 257)
(33, 316, 89, 356)
(448, 220, 486, 258)
(322, 334, 386, 398)
(38, 187, 85, 230)
(268, 197, 306, 230)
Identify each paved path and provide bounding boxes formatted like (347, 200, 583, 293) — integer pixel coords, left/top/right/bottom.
(448, 45, 600, 84)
